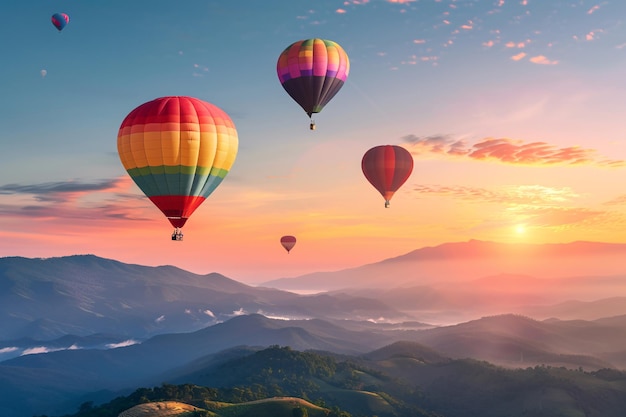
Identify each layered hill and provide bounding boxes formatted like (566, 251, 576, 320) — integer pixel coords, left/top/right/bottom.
(263, 240, 626, 293)
(0, 254, 409, 340)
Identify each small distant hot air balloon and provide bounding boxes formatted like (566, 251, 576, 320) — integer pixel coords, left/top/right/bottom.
(280, 236, 297, 254)
(277, 38, 350, 130)
(362, 145, 414, 208)
(51, 13, 69, 31)
(117, 96, 238, 240)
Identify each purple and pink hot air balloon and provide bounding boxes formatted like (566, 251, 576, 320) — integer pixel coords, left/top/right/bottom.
(277, 38, 350, 130)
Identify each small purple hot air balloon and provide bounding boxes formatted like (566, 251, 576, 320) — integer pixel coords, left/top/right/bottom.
(280, 236, 297, 254)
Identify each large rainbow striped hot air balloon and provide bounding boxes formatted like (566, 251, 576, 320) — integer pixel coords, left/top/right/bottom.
(277, 38, 350, 130)
(117, 96, 238, 240)
(362, 145, 414, 208)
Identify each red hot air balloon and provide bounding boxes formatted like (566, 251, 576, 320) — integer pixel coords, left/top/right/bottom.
(280, 236, 297, 254)
(51, 13, 69, 31)
(277, 38, 350, 130)
(361, 145, 414, 208)
(117, 96, 238, 240)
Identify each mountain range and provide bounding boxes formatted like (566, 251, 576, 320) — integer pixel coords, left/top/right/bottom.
(4, 313, 626, 417)
(1, 239, 626, 416)
(263, 239, 626, 291)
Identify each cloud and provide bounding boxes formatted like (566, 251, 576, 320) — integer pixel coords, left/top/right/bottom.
(22, 346, 54, 355)
(0, 347, 18, 354)
(511, 52, 526, 61)
(0, 179, 122, 202)
(413, 184, 610, 229)
(529, 55, 558, 65)
(106, 339, 139, 349)
(512, 206, 605, 227)
(604, 194, 626, 206)
(413, 184, 579, 206)
(402, 135, 625, 167)
(0, 177, 153, 223)
(229, 308, 247, 317)
(587, 5, 601, 14)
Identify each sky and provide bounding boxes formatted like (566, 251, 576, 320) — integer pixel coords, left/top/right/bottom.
(1, 0, 625, 284)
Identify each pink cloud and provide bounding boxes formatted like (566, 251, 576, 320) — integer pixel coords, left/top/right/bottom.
(511, 52, 526, 61)
(587, 5, 601, 14)
(529, 55, 558, 65)
(402, 135, 625, 167)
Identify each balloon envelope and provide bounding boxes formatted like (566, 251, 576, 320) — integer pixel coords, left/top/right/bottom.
(51, 13, 69, 31)
(117, 96, 238, 228)
(277, 38, 350, 118)
(280, 236, 297, 253)
(361, 145, 414, 207)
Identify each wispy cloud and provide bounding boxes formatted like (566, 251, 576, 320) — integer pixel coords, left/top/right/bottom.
(604, 194, 626, 206)
(413, 184, 613, 229)
(0, 177, 152, 222)
(402, 135, 625, 167)
(0, 179, 122, 202)
(587, 4, 601, 14)
(413, 184, 579, 206)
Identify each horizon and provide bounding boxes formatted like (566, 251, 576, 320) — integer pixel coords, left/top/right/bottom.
(1, 1, 625, 284)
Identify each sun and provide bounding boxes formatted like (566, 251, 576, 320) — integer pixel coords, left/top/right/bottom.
(515, 224, 526, 235)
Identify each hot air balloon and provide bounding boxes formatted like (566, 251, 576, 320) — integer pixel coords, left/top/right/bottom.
(277, 38, 350, 130)
(361, 145, 414, 208)
(280, 236, 297, 254)
(117, 96, 238, 240)
(51, 13, 69, 31)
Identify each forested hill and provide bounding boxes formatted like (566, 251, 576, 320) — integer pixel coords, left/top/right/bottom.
(54, 345, 626, 417)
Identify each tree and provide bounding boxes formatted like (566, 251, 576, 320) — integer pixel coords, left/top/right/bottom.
(293, 406, 309, 417)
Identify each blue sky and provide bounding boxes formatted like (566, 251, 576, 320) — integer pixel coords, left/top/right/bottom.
(1, 1, 626, 283)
